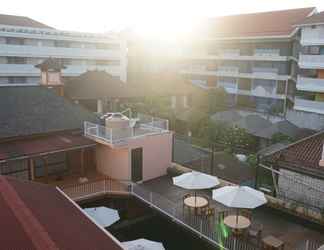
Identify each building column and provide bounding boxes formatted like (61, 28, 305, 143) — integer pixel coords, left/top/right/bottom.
(80, 148, 85, 176)
(171, 96, 177, 109)
(29, 159, 35, 181)
(97, 99, 103, 114)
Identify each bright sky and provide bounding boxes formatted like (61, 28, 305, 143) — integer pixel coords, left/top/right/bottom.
(1, 0, 324, 36)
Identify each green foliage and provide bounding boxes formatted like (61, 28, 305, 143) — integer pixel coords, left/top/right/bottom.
(271, 132, 293, 144)
(221, 126, 258, 152)
(247, 154, 258, 168)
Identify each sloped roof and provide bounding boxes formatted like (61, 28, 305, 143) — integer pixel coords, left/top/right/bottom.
(65, 71, 140, 99)
(35, 58, 66, 71)
(210, 110, 243, 124)
(0, 176, 122, 250)
(233, 114, 272, 135)
(0, 86, 98, 140)
(0, 13, 52, 29)
(254, 120, 300, 139)
(295, 11, 324, 26)
(205, 7, 315, 38)
(263, 130, 324, 177)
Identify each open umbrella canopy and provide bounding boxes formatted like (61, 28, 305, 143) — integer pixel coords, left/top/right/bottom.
(212, 186, 267, 209)
(122, 239, 165, 250)
(83, 206, 120, 228)
(173, 171, 220, 190)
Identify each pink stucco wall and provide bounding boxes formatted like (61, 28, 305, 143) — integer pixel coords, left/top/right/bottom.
(95, 132, 173, 182)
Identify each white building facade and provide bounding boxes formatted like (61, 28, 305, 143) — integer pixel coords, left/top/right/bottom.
(0, 17, 127, 85)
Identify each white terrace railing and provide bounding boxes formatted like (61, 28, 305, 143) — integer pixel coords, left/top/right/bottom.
(84, 114, 169, 146)
(60, 177, 131, 201)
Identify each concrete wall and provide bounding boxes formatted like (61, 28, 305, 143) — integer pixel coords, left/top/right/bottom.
(286, 109, 324, 130)
(278, 169, 324, 209)
(95, 132, 173, 182)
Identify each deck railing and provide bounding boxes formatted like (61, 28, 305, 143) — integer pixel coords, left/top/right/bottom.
(297, 240, 323, 250)
(131, 184, 258, 250)
(60, 177, 131, 201)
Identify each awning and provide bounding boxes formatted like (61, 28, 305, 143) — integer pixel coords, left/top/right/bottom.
(0, 133, 96, 163)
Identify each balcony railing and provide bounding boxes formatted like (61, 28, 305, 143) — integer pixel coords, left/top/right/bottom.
(294, 97, 324, 114)
(84, 114, 169, 146)
(296, 76, 324, 92)
(218, 81, 238, 94)
(0, 44, 121, 60)
(0, 64, 121, 77)
(254, 48, 280, 56)
(60, 177, 131, 201)
(301, 26, 324, 46)
(299, 54, 324, 69)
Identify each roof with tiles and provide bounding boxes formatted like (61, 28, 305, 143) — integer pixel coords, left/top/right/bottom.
(204, 7, 315, 38)
(263, 130, 324, 177)
(0, 176, 123, 250)
(295, 11, 324, 26)
(0, 86, 98, 140)
(0, 13, 53, 29)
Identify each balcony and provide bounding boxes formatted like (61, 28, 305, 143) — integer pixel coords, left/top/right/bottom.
(0, 64, 121, 77)
(296, 76, 324, 92)
(0, 44, 122, 60)
(294, 97, 324, 114)
(300, 26, 324, 46)
(299, 54, 324, 69)
(252, 67, 279, 79)
(84, 114, 169, 147)
(216, 66, 239, 77)
(218, 81, 238, 94)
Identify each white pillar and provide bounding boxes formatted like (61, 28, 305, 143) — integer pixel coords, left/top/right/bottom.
(171, 96, 177, 109)
(183, 95, 189, 108)
(97, 99, 103, 114)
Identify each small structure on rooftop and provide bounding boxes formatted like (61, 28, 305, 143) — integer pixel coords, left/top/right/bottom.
(35, 57, 66, 96)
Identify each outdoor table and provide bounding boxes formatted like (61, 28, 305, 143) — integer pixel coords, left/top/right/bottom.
(223, 215, 251, 235)
(262, 235, 285, 250)
(183, 195, 209, 214)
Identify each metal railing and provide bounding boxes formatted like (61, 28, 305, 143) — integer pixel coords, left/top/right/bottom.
(84, 115, 169, 145)
(60, 177, 131, 201)
(297, 240, 323, 250)
(131, 184, 258, 250)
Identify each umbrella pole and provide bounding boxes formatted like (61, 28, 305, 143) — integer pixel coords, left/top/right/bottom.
(236, 208, 239, 227)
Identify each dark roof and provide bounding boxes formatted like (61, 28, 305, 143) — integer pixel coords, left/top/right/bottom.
(0, 176, 123, 250)
(263, 130, 324, 177)
(0, 13, 52, 29)
(65, 70, 140, 99)
(0, 86, 98, 140)
(205, 7, 315, 38)
(233, 114, 272, 135)
(254, 120, 300, 139)
(210, 110, 243, 124)
(0, 133, 95, 162)
(295, 11, 324, 26)
(35, 58, 66, 71)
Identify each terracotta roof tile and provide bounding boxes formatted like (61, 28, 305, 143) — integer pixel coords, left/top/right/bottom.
(205, 7, 315, 38)
(0, 13, 52, 29)
(296, 11, 324, 26)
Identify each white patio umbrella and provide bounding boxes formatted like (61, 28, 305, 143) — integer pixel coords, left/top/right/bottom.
(212, 186, 267, 225)
(173, 171, 220, 190)
(84, 206, 120, 228)
(121, 239, 165, 250)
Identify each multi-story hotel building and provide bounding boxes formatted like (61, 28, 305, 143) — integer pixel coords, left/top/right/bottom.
(179, 7, 316, 114)
(294, 11, 324, 115)
(0, 14, 127, 85)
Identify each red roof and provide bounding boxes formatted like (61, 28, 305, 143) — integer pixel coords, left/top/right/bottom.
(265, 131, 324, 177)
(295, 11, 324, 26)
(0, 176, 123, 250)
(0, 133, 95, 162)
(0, 13, 53, 29)
(205, 7, 315, 38)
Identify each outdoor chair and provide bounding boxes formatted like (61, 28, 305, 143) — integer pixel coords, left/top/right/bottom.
(241, 209, 252, 220)
(248, 222, 263, 246)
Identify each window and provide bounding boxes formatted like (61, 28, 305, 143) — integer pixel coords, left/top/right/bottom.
(7, 57, 26, 64)
(0, 160, 29, 180)
(311, 25, 317, 29)
(8, 77, 26, 84)
(309, 46, 320, 55)
(54, 40, 70, 48)
(6, 37, 24, 45)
